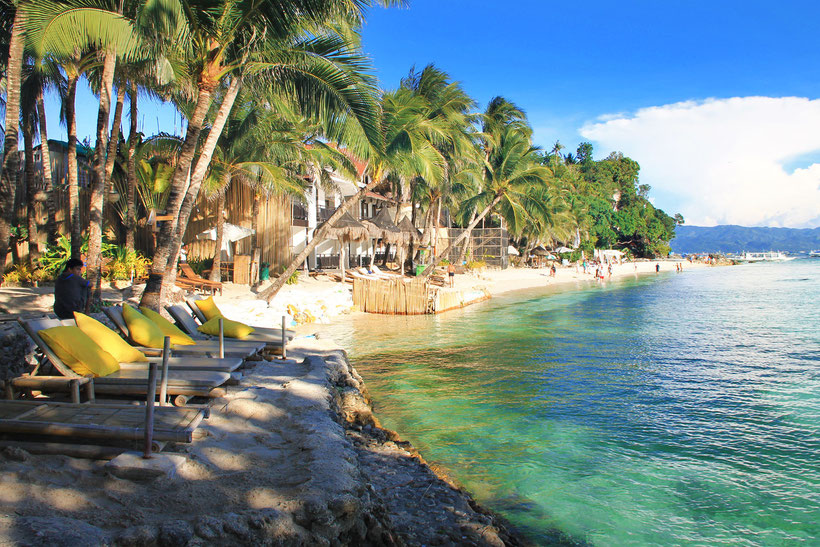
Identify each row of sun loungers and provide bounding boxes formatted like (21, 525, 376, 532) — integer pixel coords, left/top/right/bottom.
(1, 297, 294, 457)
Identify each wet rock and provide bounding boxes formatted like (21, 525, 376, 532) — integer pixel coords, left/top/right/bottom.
(158, 519, 194, 546)
(115, 525, 158, 546)
(20, 516, 108, 547)
(1, 445, 29, 462)
(194, 516, 224, 540)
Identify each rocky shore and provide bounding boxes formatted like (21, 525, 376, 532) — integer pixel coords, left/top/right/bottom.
(0, 327, 526, 546)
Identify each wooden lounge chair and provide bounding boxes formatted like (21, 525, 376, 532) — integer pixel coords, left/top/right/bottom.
(185, 298, 296, 342)
(0, 400, 206, 445)
(179, 263, 223, 295)
(102, 306, 258, 361)
(19, 319, 231, 404)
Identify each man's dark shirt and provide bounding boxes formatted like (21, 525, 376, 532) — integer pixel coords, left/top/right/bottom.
(54, 272, 89, 319)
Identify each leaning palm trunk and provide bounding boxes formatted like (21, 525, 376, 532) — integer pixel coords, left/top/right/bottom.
(209, 190, 227, 282)
(23, 116, 40, 262)
(65, 73, 82, 259)
(457, 211, 477, 264)
(141, 78, 240, 311)
(125, 83, 138, 251)
(87, 49, 118, 306)
(37, 88, 56, 245)
(0, 8, 26, 274)
(421, 193, 503, 276)
(258, 176, 383, 302)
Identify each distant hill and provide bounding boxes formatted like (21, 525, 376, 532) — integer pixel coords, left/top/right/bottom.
(670, 225, 820, 254)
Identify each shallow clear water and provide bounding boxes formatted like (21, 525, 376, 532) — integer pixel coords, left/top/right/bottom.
(319, 261, 820, 546)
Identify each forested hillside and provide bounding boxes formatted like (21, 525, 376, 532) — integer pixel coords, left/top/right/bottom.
(670, 225, 820, 254)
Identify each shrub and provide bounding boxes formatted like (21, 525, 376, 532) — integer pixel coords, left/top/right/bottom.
(465, 260, 486, 271)
(187, 257, 212, 277)
(104, 246, 152, 281)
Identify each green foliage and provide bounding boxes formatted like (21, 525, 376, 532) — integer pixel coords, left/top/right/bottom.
(465, 260, 486, 270)
(39, 235, 117, 279)
(39, 235, 79, 278)
(187, 258, 213, 277)
(285, 271, 300, 285)
(438, 259, 451, 266)
(3, 263, 37, 285)
(103, 247, 152, 281)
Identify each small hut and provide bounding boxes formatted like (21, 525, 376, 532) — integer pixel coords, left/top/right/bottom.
(363, 208, 404, 270)
(318, 211, 369, 278)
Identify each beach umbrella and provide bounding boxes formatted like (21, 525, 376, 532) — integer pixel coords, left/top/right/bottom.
(397, 215, 422, 242)
(531, 246, 548, 256)
(554, 246, 573, 253)
(317, 211, 369, 278)
(365, 208, 404, 245)
(507, 245, 520, 256)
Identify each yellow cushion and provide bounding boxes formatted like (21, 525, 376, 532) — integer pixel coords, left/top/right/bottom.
(74, 312, 148, 363)
(39, 326, 120, 377)
(139, 307, 196, 346)
(195, 296, 222, 321)
(121, 304, 165, 349)
(197, 317, 255, 339)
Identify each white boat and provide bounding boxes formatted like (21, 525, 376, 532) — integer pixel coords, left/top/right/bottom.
(809, 250, 820, 258)
(739, 251, 796, 262)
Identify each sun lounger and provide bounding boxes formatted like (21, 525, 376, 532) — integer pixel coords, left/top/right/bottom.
(19, 319, 231, 403)
(179, 263, 222, 295)
(185, 298, 296, 341)
(0, 400, 206, 444)
(102, 306, 257, 360)
(165, 305, 270, 351)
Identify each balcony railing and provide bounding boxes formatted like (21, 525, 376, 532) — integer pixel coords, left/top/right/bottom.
(292, 202, 308, 221)
(317, 206, 334, 222)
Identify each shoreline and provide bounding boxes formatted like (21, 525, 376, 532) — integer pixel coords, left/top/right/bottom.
(0, 261, 724, 545)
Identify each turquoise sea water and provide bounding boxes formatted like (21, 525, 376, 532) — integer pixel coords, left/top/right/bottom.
(319, 261, 820, 546)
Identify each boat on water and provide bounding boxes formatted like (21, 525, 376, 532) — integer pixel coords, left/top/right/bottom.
(809, 250, 820, 258)
(738, 251, 796, 262)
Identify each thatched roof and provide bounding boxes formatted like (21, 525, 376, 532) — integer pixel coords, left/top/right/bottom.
(365, 208, 404, 245)
(531, 245, 549, 256)
(397, 215, 422, 244)
(318, 211, 370, 242)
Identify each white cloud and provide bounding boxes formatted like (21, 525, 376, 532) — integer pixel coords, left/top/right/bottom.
(580, 97, 820, 228)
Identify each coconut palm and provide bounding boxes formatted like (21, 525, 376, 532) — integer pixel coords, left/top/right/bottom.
(257, 85, 446, 302)
(0, 0, 26, 275)
(421, 124, 551, 275)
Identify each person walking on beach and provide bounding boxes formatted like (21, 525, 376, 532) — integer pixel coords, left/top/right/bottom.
(448, 263, 455, 287)
(54, 258, 90, 319)
(655, 263, 660, 273)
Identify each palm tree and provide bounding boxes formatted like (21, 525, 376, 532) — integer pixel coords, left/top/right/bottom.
(0, 0, 26, 274)
(141, 0, 393, 310)
(421, 124, 551, 275)
(257, 84, 446, 302)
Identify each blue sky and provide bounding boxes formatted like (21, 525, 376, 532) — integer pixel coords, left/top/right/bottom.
(52, 0, 820, 227)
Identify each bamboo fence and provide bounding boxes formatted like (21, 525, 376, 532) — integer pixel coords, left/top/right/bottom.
(352, 278, 491, 315)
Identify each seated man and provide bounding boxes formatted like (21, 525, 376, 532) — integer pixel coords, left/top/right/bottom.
(54, 258, 90, 319)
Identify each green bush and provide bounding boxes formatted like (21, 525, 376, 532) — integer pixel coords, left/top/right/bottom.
(465, 260, 486, 270)
(187, 257, 212, 277)
(104, 246, 152, 281)
(39, 235, 115, 279)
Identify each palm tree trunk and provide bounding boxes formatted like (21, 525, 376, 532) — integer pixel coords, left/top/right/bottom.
(457, 211, 477, 264)
(144, 86, 215, 293)
(0, 7, 26, 274)
(23, 115, 40, 263)
(104, 84, 125, 183)
(421, 193, 503, 276)
(37, 88, 56, 245)
(209, 189, 227, 282)
(87, 49, 118, 306)
(258, 175, 383, 302)
(142, 77, 240, 310)
(125, 83, 138, 251)
(66, 74, 82, 259)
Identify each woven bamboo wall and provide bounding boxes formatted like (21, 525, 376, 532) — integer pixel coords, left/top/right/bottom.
(12, 181, 293, 271)
(183, 185, 292, 270)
